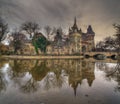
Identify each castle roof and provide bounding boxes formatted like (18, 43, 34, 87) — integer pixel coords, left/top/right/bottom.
(87, 25, 95, 35)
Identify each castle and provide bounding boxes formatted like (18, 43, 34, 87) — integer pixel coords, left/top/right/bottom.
(11, 18, 95, 55)
(46, 17, 95, 55)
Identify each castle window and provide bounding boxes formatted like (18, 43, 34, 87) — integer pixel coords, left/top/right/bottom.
(47, 49, 49, 52)
(82, 46, 86, 52)
(72, 49, 74, 52)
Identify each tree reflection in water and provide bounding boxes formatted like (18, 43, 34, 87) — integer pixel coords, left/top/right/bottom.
(20, 78, 39, 93)
(0, 59, 95, 95)
(107, 60, 120, 92)
(96, 60, 120, 92)
(0, 67, 6, 93)
(0, 61, 10, 93)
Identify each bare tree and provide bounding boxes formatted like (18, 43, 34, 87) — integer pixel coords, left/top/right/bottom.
(104, 36, 116, 50)
(11, 31, 26, 54)
(0, 70, 7, 92)
(96, 24, 120, 60)
(0, 17, 8, 42)
(57, 27, 63, 36)
(96, 35, 119, 52)
(103, 24, 120, 54)
(113, 24, 120, 54)
(96, 41, 106, 51)
(21, 22, 40, 38)
(44, 26, 57, 40)
(44, 26, 52, 39)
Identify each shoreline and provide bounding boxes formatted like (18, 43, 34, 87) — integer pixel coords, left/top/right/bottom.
(0, 55, 118, 63)
(0, 55, 84, 59)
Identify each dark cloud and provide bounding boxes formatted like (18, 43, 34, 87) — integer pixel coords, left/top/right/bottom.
(0, 0, 120, 42)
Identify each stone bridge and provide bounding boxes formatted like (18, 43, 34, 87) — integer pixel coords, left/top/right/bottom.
(84, 52, 118, 57)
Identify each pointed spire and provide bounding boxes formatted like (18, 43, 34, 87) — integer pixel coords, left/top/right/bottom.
(72, 17, 78, 32)
(74, 17, 77, 26)
(71, 82, 78, 97)
(73, 86, 77, 96)
(73, 17, 77, 28)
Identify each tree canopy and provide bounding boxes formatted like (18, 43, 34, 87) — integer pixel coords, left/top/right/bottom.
(21, 22, 40, 38)
(32, 33, 50, 54)
(0, 17, 8, 42)
(96, 24, 120, 53)
(11, 32, 26, 54)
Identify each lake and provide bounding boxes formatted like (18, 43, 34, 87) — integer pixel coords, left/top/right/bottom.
(0, 59, 120, 104)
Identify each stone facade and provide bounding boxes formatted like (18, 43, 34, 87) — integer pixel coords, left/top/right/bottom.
(10, 18, 95, 55)
(46, 17, 95, 55)
(21, 42, 37, 55)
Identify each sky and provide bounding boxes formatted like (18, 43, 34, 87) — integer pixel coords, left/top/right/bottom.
(0, 0, 120, 43)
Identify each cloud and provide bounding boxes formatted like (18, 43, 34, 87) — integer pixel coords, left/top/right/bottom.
(0, 0, 120, 42)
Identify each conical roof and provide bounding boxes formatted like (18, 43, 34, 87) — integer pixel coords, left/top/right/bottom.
(87, 25, 95, 34)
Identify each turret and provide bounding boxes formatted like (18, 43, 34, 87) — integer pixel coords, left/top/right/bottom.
(86, 25, 95, 51)
(87, 25, 95, 35)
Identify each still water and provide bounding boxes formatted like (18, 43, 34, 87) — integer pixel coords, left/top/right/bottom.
(0, 59, 120, 104)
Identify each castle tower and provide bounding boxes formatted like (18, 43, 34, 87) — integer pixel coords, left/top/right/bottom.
(86, 25, 95, 51)
(87, 25, 95, 35)
(69, 17, 82, 54)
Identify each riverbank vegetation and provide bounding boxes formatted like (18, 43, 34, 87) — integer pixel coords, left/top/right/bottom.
(96, 24, 120, 54)
(0, 17, 60, 55)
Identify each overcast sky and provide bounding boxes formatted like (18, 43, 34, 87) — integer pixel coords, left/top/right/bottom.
(0, 0, 120, 42)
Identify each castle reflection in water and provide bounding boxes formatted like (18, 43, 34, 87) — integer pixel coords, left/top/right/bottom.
(0, 59, 95, 95)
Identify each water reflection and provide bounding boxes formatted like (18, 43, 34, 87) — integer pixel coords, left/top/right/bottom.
(0, 59, 120, 104)
(96, 61, 120, 92)
(0, 60, 95, 94)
